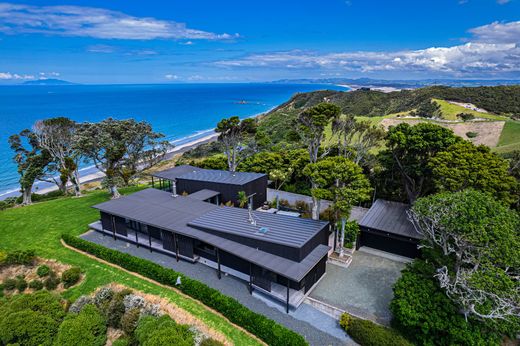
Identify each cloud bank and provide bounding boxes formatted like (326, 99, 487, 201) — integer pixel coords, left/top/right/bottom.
(0, 3, 239, 41)
(215, 21, 520, 77)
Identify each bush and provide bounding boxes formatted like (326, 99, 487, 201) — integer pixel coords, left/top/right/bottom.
(345, 317, 413, 346)
(342, 220, 359, 248)
(200, 338, 225, 346)
(54, 304, 107, 346)
(43, 273, 60, 290)
(457, 113, 475, 121)
(121, 308, 140, 335)
(0, 291, 66, 346)
(69, 295, 93, 314)
(339, 312, 352, 329)
(105, 289, 132, 328)
(135, 315, 193, 346)
(3, 278, 17, 291)
(5, 249, 36, 265)
(16, 276, 28, 292)
(112, 336, 130, 346)
(61, 267, 81, 288)
(466, 131, 478, 138)
(36, 265, 51, 277)
(62, 234, 307, 346)
(29, 280, 44, 291)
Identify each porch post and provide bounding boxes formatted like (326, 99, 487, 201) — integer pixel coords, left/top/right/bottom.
(135, 229, 139, 248)
(149, 232, 152, 252)
(248, 262, 253, 294)
(216, 248, 222, 279)
(111, 216, 116, 240)
(286, 278, 290, 313)
(175, 234, 179, 262)
(151, 176, 154, 188)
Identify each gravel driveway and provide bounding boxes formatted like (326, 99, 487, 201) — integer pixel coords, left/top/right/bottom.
(309, 251, 406, 325)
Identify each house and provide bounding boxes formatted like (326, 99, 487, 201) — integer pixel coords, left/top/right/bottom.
(89, 187, 330, 312)
(150, 165, 268, 209)
(357, 199, 422, 258)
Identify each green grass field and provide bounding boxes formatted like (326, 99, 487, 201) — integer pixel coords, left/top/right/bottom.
(0, 187, 262, 346)
(433, 98, 506, 121)
(496, 120, 520, 153)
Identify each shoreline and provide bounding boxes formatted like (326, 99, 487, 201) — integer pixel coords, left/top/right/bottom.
(0, 132, 220, 200)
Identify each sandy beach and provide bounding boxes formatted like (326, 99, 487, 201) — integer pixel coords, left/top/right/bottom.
(2, 132, 219, 199)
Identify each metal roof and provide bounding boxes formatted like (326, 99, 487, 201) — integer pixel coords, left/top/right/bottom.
(359, 199, 422, 240)
(179, 169, 266, 185)
(187, 189, 220, 201)
(189, 206, 329, 248)
(150, 165, 202, 181)
(92, 188, 329, 281)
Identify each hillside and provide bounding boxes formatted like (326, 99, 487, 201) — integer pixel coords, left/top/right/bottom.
(258, 85, 520, 154)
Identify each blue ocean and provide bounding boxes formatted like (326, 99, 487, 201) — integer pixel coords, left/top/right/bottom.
(0, 83, 346, 197)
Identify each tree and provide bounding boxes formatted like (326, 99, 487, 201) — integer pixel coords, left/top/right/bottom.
(409, 190, 520, 321)
(303, 156, 371, 254)
(269, 167, 293, 209)
(430, 142, 518, 205)
(382, 122, 461, 203)
(509, 150, 520, 210)
(238, 151, 285, 173)
(215, 116, 257, 172)
(410, 99, 441, 118)
(75, 118, 170, 198)
(33, 117, 82, 196)
(8, 129, 54, 205)
(297, 103, 341, 219)
(332, 116, 385, 165)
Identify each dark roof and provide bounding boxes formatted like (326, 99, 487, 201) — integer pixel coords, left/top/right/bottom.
(92, 188, 329, 281)
(150, 165, 202, 181)
(189, 207, 329, 248)
(359, 199, 422, 240)
(178, 169, 266, 185)
(187, 189, 220, 201)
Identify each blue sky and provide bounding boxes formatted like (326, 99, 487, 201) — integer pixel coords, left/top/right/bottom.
(0, 0, 519, 83)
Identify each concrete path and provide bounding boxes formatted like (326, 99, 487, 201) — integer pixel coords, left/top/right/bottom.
(80, 231, 355, 346)
(310, 251, 406, 325)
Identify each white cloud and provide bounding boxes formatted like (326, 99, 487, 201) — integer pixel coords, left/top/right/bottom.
(214, 20, 520, 77)
(469, 21, 520, 43)
(0, 3, 239, 41)
(0, 72, 35, 80)
(164, 74, 179, 80)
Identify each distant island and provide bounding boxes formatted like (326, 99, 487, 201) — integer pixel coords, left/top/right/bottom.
(22, 78, 76, 86)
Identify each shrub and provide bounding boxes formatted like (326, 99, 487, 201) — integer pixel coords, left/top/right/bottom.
(106, 289, 132, 328)
(68, 295, 93, 314)
(0, 291, 66, 346)
(61, 267, 81, 288)
(62, 234, 307, 346)
(3, 278, 17, 291)
(342, 221, 359, 248)
(5, 249, 36, 265)
(457, 113, 475, 121)
(339, 312, 352, 329)
(135, 315, 193, 346)
(43, 273, 60, 290)
(200, 338, 225, 346)
(466, 131, 478, 138)
(36, 265, 50, 277)
(121, 308, 141, 335)
(93, 286, 114, 307)
(112, 336, 130, 346)
(29, 280, 44, 291)
(345, 317, 413, 346)
(16, 277, 28, 292)
(54, 304, 107, 346)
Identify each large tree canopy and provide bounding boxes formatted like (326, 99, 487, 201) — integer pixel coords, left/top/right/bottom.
(215, 116, 257, 172)
(381, 122, 461, 203)
(75, 118, 170, 198)
(409, 190, 520, 321)
(8, 129, 54, 205)
(33, 117, 82, 196)
(430, 142, 518, 205)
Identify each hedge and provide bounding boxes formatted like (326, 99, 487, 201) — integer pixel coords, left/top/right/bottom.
(339, 313, 412, 346)
(61, 234, 307, 346)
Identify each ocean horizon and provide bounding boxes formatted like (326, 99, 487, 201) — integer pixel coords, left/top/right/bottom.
(0, 83, 347, 198)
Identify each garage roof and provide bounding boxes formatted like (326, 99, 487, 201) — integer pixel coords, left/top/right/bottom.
(359, 199, 422, 240)
(150, 165, 202, 181)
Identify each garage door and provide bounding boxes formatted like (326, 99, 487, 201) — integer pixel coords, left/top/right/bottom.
(358, 231, 419, 258)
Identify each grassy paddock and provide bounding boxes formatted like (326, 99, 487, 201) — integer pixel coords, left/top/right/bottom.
(0, 187, 263, 346)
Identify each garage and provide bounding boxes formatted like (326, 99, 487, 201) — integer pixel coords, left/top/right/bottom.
(356, 199, 422, 258)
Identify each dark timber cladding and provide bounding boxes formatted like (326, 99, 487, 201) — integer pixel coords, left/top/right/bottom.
(357, 199, 422, 258)
(92, 188, 330, 282)
(150, 165, 268, 209)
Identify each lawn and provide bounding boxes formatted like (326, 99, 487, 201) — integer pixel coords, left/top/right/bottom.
(0, 187, 263, 346)
(496, 120, 520, 154)
(433, 98, 505, 121)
